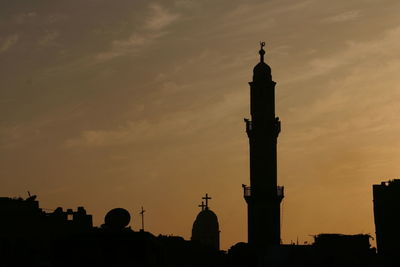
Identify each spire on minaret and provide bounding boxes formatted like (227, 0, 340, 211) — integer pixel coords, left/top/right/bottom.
(253, 41, 271, 81)
(259, 41, 266, 63)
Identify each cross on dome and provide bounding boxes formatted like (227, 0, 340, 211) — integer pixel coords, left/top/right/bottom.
(202, 193, 212, 210)
(198, 201, 206, 211)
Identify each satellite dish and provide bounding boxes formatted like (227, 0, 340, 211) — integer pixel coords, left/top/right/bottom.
(104, 208, 131, 230)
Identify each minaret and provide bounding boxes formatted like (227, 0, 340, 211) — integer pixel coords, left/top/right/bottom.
(243, 42, 284, 249)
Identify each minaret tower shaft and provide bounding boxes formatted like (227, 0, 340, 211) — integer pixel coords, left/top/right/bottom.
(243, 42, 284, 248)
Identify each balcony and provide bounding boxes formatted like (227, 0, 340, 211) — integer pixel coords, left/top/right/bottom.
(277, 186, 284, 198)
(242, 185, 284, 200)
(242, 185, 251, 197)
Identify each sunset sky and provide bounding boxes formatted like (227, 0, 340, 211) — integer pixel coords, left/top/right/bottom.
(1, 0, 400, 249)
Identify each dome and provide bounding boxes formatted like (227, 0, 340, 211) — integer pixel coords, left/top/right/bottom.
(191, 208, 220, 250)
(193, 209, 219, 230)
(253, 62, 272, 80)
(104, 208, 131, 230)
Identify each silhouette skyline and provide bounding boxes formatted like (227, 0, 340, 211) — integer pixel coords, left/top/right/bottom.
(1, 1, 400, 250)
(0, 43, 398, 266)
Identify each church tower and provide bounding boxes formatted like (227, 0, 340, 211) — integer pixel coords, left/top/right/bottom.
(243, 42, 284, 249)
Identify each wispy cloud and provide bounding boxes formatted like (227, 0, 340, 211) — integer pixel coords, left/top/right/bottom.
(94, 4, 179, 62)
(15, 12, 37, 24)
(283, 24, 400, 85)
(65, 116, 193, 148)
(95, 32, 164, 61)
(0, 34, 19, 53)
(323, 10, 361, 23)
(64, 77, 244, 149)
(38, 30, 59, 46)
(145, 4, 179, 31)
(283, 28, 400, 148)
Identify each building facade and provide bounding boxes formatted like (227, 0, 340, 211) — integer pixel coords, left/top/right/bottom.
(373, 179, 400, 259)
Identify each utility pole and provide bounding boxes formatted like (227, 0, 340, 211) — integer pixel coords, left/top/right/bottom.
(139, 206, 145, 232)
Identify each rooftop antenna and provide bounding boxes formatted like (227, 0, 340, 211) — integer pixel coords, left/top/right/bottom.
(139, 206, 146, 232)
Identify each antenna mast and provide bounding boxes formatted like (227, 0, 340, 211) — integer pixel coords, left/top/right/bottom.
(139, 206, 146, 231)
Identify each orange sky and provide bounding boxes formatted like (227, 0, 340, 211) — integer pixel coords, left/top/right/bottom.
(1, 0, 400, 249)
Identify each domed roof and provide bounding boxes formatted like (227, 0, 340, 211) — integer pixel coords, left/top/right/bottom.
(191, 207, 220, 250)
(193, 209, 219, 230)
(253, 62, 271, 77)
(104, 208, 131, 230)
(191, 194, 220, 250)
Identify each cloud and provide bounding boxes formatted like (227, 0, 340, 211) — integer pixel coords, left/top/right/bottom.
(94, 4, 179, 62)
(47, 14, 68, 24)
(283, 24, 400, 85)
(38, 30, 59, 46)
(277, 24, 400, 161)
(0, 34, 19, 53)
(145, 4, 179, 31)
(64, 77, 244, 149)
(15, 12, 37, 24)
(94, 31, 164, 61)
(64, 117, 192, 148)
(0, 122, 42, 149)
(323, 10, 361, 23)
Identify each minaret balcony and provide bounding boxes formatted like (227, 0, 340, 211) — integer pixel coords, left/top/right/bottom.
(242, 185, 284, 202)
(242, 185, 251, 197)
(277, 186, 284, 202)
(242, 185, 251, 203)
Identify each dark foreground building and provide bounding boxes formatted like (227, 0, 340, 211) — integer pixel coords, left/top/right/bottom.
(0, 195, 224, 267)
(373, 179, 400, 264)
(0, 195, 92, 240)
(228, 233, 376, 267)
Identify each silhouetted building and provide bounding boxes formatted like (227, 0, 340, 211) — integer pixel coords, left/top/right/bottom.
(312, 234, 375, 266)
(0, 196, 226, 266)
(0, 195, 43, 239)
(243, 42, 284, 249)
(227, 234, 376, 267)
(0, 195, 92, 240)
(227, 242, 259, 267)
(191, 194, 220, 250)
(373, 179, 400, 261)
(159, 234, 224, 267)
